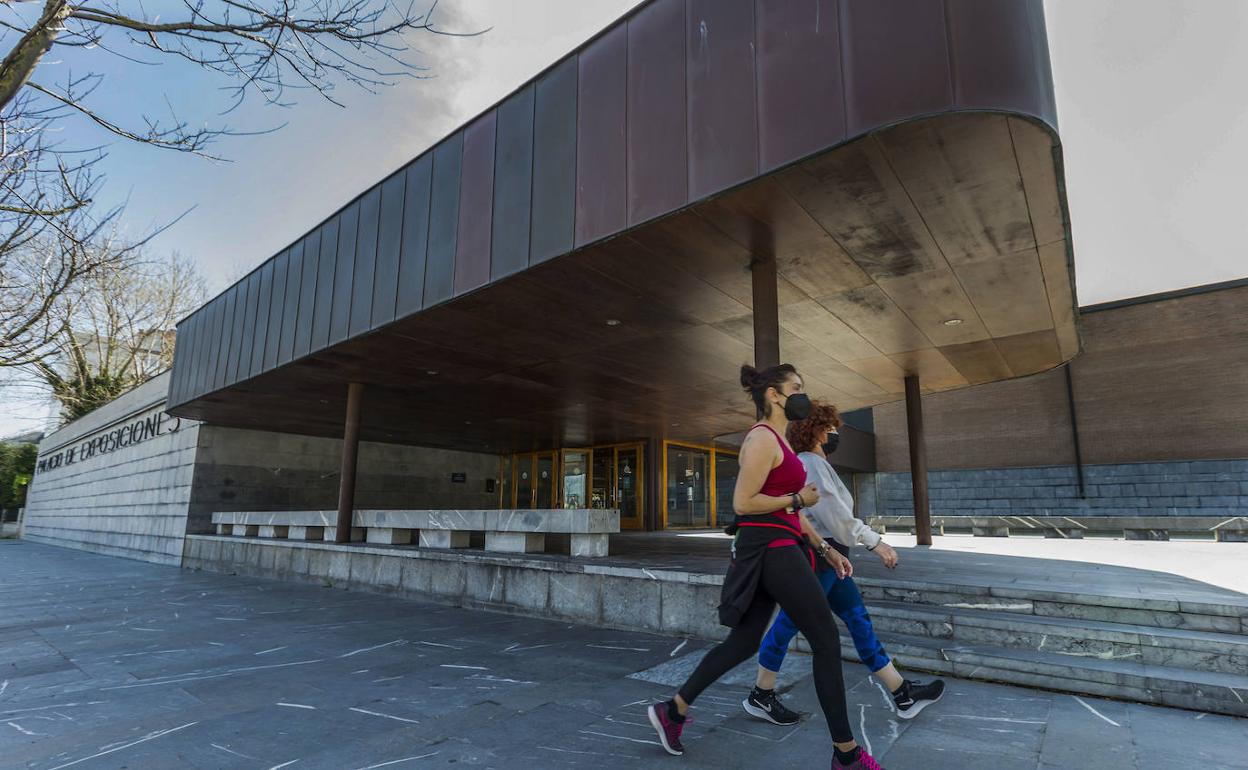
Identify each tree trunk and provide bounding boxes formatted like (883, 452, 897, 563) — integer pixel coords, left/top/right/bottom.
(0, 0, 72, 114)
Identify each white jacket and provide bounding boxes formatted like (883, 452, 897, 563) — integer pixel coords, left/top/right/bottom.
(797, 451, 881, 550)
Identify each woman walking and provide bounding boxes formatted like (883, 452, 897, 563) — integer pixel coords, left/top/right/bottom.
(742, 400, 945, 726)
(647, 364, 885, 770)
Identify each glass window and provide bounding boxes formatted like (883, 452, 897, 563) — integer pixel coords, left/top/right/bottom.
(666, 445, 711, 527)
(562, 450, 588, 509)
(500, 455, 513, 509)
(715, 451, 739, 525)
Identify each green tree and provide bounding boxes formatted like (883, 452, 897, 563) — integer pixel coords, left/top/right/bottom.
(0, 441, 37, 510)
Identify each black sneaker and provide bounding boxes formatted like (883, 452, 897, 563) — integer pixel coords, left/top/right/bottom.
(742, 687, 802, 726)
(892, 678, 945, 719)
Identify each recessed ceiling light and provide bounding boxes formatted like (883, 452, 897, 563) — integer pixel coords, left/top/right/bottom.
(943, 318, 963, 326)
(605, 319, 621, 327)
(426, 370, 439, 375)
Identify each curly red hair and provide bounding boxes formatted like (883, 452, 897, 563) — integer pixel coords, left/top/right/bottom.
(785, 400, 843, 453)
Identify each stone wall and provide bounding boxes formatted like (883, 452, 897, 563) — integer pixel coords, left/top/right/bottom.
(186, 426, 501, 534)
(873, 458, 1248, 520)
(22, 373, 201, 565)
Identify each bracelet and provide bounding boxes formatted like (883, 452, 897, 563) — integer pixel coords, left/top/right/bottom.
(789, 493, 801, 511)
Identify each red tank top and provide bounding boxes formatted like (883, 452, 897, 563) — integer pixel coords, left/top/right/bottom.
(750, 423, 806, 548)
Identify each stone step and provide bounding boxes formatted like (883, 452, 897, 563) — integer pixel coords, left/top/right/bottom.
(860, 600, 1248, 676)
(834, 630, 1248, 718)
(853, 575, 1248, 635)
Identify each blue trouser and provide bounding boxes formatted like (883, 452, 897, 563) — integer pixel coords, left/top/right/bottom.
(758, 566, 891, 673)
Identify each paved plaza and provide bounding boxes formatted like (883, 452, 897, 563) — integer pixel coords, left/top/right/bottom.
(2, 540, 1246, 769)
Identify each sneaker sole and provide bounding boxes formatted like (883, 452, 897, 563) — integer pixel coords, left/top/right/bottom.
(896, 688, 944, 721)
(741, 698, 801, 727)
(647, 705, 683, 756)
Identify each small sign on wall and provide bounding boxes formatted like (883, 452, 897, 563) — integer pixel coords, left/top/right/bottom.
(450, 472, 467, 484)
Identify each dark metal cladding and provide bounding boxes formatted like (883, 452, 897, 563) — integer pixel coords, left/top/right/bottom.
(946, 0, 1057, 126)
(530, 57, 577, 265)
(189, 307, 210, 402)
(169, 316, 191, 405)
(263, 249, 289, 371)
(425, 132, 463, 307)
(756, 0, 846, 172)
(176, 312, 199, 405)
(455, 112, 497, 296)
(213, 287, 237, 390)
(311, 218, 339, 352)
(396, 156, 432, 317)
(227, 275, 248, 384)
(627, 0, 687, 227)
(249, 259, 274, 378)
(201, 299, 223, 397)
(293, 230, 321, 359)
(575, 24, 627, 248)
(278, 240, 303, 366)
(329, 202, 360, 345)
(350, 186, 381, 337)
(372, 170, 406, 328)
(235, 271, 260, 382)
(491, 85, 535, 281)
(686, 0, 759, 200)
(840, 0, 953, 137)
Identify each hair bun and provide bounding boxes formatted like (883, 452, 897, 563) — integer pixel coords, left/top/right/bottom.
(739, 364, 762, 391)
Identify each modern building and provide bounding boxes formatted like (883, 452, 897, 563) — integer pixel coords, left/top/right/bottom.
(153, 0, 1075, 538)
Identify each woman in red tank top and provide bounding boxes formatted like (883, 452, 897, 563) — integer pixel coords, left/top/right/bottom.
(647, 364, 883, 770)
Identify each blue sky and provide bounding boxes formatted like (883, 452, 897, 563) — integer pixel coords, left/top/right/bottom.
(3, 0, 1247, 436)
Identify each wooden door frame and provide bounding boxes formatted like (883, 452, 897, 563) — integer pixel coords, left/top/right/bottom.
(660, 441, 738, 530)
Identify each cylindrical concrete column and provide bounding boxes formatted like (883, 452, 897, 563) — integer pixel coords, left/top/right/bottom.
(904, 375, 932, 546)
(335, 382, 364, 544)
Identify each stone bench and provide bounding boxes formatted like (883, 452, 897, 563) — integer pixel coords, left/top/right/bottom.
(210, 508, 621, 557)
(867, 514, 1248, 542)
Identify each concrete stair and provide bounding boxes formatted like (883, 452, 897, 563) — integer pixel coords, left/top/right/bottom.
(807, 575, 1248, 717)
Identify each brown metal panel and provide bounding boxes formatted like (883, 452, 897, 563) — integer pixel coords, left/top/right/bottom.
(686, 0, 758, 200)
(194, 305, 215, 398)
(372, 170, 406, 328)
(278, 240, 303, 366)
(627, 0, 687, 227)
(455, 111, 496, 296)
(169, 315, 193, 405)
(293, 231, 320, 359)
(249, 259, 274, 377)
(946, 0, 1056, 126)
(425, 132, 462, 306)
(311, 218, 338, 352)
(575, 24, 627, 247)
(213, 287, 237, 390)
(202, 298, 224, 395)
(264, 250, 289, 371)
(840, 0, 953, 137)
(235, 271, 260, 381)
(396, 156, 432, 317)
(530, 57, 577, 265)
(180, 312, 203, 404)
(226, 276, 248, 385)
(491, 86, 534, 281)
(329, 202, 359, 345)
(350, 186, 380, 336)
(756, 0, 845, 172)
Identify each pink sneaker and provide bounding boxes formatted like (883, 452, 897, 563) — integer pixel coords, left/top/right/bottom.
(833, 747, 884, 769)
(647, 702, 688, 756)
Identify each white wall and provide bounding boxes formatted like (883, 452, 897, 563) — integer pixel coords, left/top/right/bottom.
(22, 372, 200, 565)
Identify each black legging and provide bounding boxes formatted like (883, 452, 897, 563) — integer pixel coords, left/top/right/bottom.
(677, 544, 854, 743)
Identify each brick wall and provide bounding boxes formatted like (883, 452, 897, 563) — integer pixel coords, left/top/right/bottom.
(873, 283, 1248, 471)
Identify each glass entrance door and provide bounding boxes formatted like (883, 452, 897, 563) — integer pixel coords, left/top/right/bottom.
(584, 443, 645, 530)
(665, 444, 712, 527)
(513, 452, 556, 508)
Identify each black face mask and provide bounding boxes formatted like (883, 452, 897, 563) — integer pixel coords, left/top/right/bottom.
(822, 432, 840, 455)
(779, 392, 812, 421)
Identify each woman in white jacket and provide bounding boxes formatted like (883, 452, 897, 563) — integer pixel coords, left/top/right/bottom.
(741, 400, 946, 724)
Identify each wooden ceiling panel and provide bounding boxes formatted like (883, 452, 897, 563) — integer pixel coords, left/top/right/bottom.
(875, 267, 992, 346)
(877, 113, 1035, 264)
(886, 348, 969, 391)
(953, 248, 1054, 337)
(842, 355, 908, 395)
(776, 142, 945, 280)
(995, 329, 1063, 376)
(814, 285, 932, 355)
(1009, 116, 1066, 247)
(938, 340, 1014, 385)
(780, 299, 883, 362)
